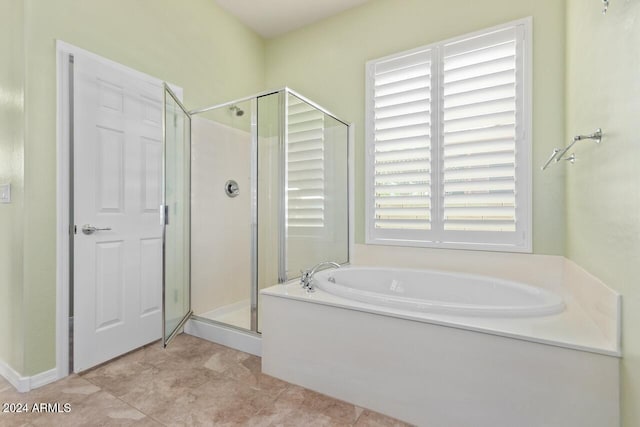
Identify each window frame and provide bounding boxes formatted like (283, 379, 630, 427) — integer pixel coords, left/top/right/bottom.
(364, 17, 532, 253)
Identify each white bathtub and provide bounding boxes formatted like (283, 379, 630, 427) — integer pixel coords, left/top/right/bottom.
(313, 267, 565, 317)
(262, 263, 620, 426)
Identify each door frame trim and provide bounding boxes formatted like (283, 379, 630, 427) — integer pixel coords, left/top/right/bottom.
(55, 41, 183, 380)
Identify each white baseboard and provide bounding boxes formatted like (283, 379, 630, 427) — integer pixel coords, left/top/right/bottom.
(0, 360, 29, 392)
(0, 360, 60, 393)
(29, 368, 59, 389)
(185, 318, 261, 356)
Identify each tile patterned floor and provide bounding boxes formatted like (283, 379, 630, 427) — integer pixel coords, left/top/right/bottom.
(0, 334, 411, 426)
(0, 376, 11, 390)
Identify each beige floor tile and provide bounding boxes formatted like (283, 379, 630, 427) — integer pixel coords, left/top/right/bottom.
(0, 376, 12, 393)
(1, 334, 408, 427)
(0, 387, 158, 427)
(204, 348, 288, 394)
(88, 359, 221, 416)
(34, 391, 160, 427)
(353, 410, 414, 426)
(249, 385, 360, 426)
(102, 340, 173, 368)
(163, 333, 230, 368)
(247, 408, 351, 427)
(0, 375, 100, 408)
(144, 377, 280, 426)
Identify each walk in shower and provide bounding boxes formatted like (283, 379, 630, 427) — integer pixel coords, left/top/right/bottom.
(163, 87, 350, 344)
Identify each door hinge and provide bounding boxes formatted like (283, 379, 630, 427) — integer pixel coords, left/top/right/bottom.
(160, 205, 169, 225)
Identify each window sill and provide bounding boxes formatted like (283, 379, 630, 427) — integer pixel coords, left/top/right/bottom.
(365, 235, 532, 254)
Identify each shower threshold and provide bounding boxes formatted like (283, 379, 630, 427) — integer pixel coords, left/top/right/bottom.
(185, 300, 262, 356)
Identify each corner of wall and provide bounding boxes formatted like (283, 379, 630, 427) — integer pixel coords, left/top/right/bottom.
(0, 0, 26, 379)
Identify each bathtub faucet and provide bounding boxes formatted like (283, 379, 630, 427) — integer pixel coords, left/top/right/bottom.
(300, 261, 341, 293)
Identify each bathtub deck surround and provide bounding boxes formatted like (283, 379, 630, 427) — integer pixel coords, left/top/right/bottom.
(261, 259, 621, 426)
(264, 265, 620, 356)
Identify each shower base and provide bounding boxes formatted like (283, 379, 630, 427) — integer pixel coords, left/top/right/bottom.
(198, 300, 252, 330)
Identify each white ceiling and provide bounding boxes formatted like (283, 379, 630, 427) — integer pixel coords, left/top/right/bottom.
(215, 0, 371, 38)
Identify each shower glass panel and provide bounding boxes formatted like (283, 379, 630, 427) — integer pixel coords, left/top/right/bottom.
(190, 99, 256, 331)
(163, 86, 192, 346)
(285, 93, 349, 278)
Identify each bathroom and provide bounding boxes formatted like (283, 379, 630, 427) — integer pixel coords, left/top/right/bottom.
(0, 0, 638, 425)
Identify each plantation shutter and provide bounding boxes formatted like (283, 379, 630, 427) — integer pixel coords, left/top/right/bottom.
(371, 49, 433, 232)
(366, 20, 530, 251)
(441, 27, 522, 233)
(287, 95, 325, 228)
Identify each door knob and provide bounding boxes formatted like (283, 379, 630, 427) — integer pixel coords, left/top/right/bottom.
(81, 224, 112, 235)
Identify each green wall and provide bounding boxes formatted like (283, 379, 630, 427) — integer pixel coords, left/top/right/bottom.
(4, 0, 637, 423)
(15, 0, 265, 375)
(264, 0, 567, 255)
(566, 0, 640, 424)
(0, 0, 25, 375)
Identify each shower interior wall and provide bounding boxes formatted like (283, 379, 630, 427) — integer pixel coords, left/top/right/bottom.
(191, 113, 253, 327)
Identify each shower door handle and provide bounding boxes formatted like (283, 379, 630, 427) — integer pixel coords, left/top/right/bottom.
(81, 224, 112, 235)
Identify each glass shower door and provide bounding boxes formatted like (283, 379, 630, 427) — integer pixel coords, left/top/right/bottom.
(162, 84, 192, 346)
(189, 99, 256, 332)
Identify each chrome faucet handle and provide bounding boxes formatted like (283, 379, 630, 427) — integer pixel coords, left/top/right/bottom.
(300, 262, 341, 293)
(300, 269, 312, 290)
(300, 269, 318, 293)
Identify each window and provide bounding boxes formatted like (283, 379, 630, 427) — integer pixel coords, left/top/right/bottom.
(365, 18, 531, 252)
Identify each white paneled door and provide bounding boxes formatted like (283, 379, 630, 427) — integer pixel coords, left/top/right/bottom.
(73, 53, 165, 372)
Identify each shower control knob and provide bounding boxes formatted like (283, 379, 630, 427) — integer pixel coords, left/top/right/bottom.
(225, 180, 240, 198)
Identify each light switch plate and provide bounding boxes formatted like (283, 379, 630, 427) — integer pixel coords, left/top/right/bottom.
(0, 183, 11, 203)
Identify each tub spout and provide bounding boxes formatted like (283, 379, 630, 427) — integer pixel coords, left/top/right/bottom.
(300, 261, 341, 293)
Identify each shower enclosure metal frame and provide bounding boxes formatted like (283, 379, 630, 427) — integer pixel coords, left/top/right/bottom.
(163, 86, 351, 341)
